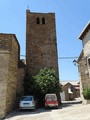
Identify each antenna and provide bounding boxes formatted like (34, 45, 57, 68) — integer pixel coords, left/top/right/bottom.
(27, 0, 30, 10)
(27, 5, 29, 10)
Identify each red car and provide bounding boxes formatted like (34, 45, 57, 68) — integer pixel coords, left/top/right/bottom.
(45, 94, 58, 108)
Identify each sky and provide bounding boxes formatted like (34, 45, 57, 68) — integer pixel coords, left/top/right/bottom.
(0, 0, 90, 81)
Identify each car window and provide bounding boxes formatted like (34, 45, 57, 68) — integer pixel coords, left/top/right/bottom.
(45, 94, 57, 100)
(21, 96, 33, 101)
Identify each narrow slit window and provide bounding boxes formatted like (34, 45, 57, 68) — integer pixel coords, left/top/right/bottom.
(36, 17, 40, 24)
(87, 57, 90, 78)
(88, 58, 90, 67)
(42, 17, 45, 24)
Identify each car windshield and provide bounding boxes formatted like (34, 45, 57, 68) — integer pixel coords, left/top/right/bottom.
(21, 96, 33, 101)
(45, 94, 57, 101)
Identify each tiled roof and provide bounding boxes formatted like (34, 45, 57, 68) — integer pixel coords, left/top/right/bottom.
(78, 21, 90, 40)
(60, 81, 79, 86)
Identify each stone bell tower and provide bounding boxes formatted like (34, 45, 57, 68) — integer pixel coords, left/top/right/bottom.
(26, 9, 59, 77)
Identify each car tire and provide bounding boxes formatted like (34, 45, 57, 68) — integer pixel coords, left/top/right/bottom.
(33, 106, 36, 111)
(45, 106, 48, 110)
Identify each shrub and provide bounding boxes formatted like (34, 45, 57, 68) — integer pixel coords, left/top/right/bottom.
(83, 87, 90, 100)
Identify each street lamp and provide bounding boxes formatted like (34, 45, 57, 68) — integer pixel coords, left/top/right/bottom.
(73, 59, 78, 66)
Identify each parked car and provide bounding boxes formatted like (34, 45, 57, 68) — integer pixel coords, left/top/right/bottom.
(19, 96, 37, 110)
(45, 94, 58, 108)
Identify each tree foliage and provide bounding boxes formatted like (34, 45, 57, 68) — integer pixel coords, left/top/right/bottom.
(24, 74, 36, 95)
(33, 68, 61, 98)
(24, 68, 61, 106)
(83, 86, 90, 100)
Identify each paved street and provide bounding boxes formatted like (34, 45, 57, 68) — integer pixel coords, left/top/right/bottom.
(4, 101, 90, 120)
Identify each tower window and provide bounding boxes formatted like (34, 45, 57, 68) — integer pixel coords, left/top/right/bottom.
(88, 58, 90, 66)
(42, 17, 45, 24)
(36, 17, 40, 24)
(87, 57, 90, 77)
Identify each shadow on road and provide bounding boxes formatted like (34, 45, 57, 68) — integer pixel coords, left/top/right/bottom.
(62, 100, 82, 108)
(4, 99, 82, 119)
(5, 107, 62, 119)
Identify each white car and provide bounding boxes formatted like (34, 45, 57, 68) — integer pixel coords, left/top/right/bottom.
(19, 96, 36, 110)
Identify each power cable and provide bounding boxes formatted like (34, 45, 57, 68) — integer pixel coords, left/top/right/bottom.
(20, 55, 78, 59)
(58, 57, 78, 59)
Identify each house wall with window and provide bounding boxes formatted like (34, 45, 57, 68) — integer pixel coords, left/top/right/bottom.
(60, 82, 76, 101)
(78, 22, 90, 103)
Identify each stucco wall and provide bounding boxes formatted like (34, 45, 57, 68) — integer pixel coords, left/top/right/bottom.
(83, 30, 90, 47)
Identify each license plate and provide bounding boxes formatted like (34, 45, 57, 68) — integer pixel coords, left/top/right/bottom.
(23, 103, 29, 105)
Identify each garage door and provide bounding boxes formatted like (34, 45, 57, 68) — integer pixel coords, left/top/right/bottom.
(60, 91, 65, 101)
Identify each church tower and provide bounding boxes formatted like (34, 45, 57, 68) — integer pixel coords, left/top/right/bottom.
(26, 9, 59, 77)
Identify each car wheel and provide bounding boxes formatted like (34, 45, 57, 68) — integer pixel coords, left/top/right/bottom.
(55, 106, 58, 109)
(45, 106, 48, 110)
(33, 106, 36, 111)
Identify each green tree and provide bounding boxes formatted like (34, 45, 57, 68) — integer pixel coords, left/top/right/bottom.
(24, 74, 36, 95)
(33, 67, 61, 103)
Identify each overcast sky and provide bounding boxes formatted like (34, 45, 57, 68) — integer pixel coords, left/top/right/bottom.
(0, 0, 90, 81)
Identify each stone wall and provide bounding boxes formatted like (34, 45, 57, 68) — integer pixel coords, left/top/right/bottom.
(78, 55, 90, 101)
(0, 34, 20, 118)
(78, 23, 90, 104)
(0, 50, 10, 118)
(16, 60, 26, 107)
(6, 35, 20, 113)
(0, 34, 12, 51)
(26, 10, 59, 77)
(62, 83, 75, 101)
(78, 29, 90, 103)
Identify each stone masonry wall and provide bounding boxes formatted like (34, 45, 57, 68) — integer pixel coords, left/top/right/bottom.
(62, 83, 75, 101)
(26, 10, 59, 77)
(0, 50, 10, 119)
(78, 56, 90, 103)
(0, 34, 14, 118)
(78, 29, 90, 102)
(81, 30, 90, 96)
(6, 35, 20, 113)
(17, 68, 25, 97)
(0, 34, 25, 117)
(16, 60, 26, 107)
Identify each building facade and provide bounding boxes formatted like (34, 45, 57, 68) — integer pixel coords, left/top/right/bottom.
(0, 34, 25, 118)
(78, 21, 90, 104)
(26, 9, 59, 77)
(60, 81, 80, 101)
(0, 9, 60, 118)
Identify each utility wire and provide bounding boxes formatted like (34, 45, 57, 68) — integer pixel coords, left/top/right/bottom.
(20, 55, 26, 57)
(20, 55, 78, 59)
(58, 57, 78, 59)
